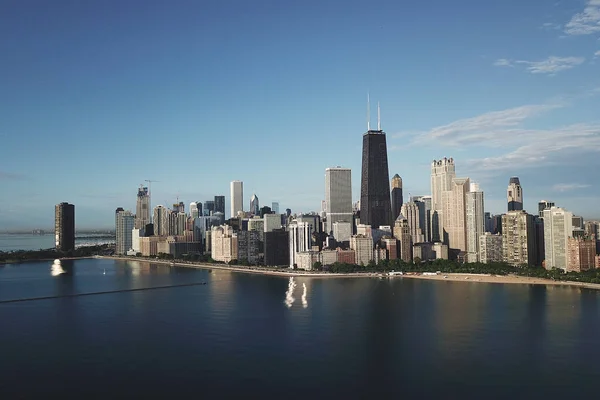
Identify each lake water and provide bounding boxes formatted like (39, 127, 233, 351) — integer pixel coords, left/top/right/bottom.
(0, 234, 114, 251)
(1, 258, 599, 398)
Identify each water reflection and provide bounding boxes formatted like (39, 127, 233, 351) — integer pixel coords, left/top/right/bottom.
(51, 259, 66, 277)
(284, 277, 296, 308)
(301, 283, 308, 308)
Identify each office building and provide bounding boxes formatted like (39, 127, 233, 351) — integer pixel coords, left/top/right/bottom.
(115, 208, 134, 255)
(271, 202, 280, 214)
(214, 195, 225, 215)
(400, 202, 424, 244)
(289, 221, 312, 268)
(567, 236, 596, 272)
(543, 207, 574, 270)
(211, 225, 238, 263)
(350, 235, 374, 266)
(391, 174, 403, 221)
(153, 205, 168, 236)
(360, 119, 393, 229)
(204, 200, 215, 216)
(466, 183, 485, 262)
(250, 194, 259, 216)
(411, 195, 432, 242)
(325, 167, 353, 234)
(538, 200, 555, 217)
(135, 186, 150, 229)
(442, 177, 470, 253)
(430, 157, 456, 242)
(507, 177, 523, 211)
(231, 180, 244, 218)
(264, 229, 289, 266)
(190, 202, 199, 219)
(55, 202, 75, 251)
(572, 215, 584, 230)
(479, 233, 503, 264)
(332, 221, 352, 243)
(264, 213, 282, 232)
(502, 210, 535, 267)
(393, 215, 412, 262)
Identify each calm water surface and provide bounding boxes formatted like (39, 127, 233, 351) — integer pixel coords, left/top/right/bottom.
(0, 259, 599, 399)
(0, 234, 113, 251)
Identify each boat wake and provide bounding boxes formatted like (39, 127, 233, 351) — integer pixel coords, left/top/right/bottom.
(284, 277, 296, 308)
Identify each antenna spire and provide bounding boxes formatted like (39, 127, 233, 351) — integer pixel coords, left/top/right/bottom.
(367, 92, 371, 131)
(377, 102, 381, 131)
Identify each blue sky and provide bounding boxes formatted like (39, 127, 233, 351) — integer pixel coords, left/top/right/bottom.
(1, 0, 599, 230)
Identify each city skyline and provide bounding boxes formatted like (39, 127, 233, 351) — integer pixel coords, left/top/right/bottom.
(2, 0, 600, 229)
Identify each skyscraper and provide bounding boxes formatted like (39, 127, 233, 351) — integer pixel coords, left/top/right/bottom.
(190, 202, 199, 219)
(325, 167, 353, 234)
(430, 158, 456, 242)
(391, 174, 403, 221)
(538, 200, 555, 217)
(115, 208, 135, 255)
(271, 202, 280, 214)
(400, 202, 423, 244)
(442, 177, 470, 253)
(204, 200, 215, 216)
(360, 110, 392, 229)
(507, 177, 523, 211)
(502, 210, 535, 266)
(214, 195, 225, 215)
(411, 195, 432, 242)
(153, 205, 168, 236)
(466, 183, 485, 262)
(55, 202, 75, 252)
(135, 186, 150, 229)
(231, 180, 243, 218)
(250, 194, 259, 216)
(543, 206, 574, 270)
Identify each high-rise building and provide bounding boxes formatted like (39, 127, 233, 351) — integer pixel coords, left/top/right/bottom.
(543, 207, 574, 270)
(214, 196, 225, 215)
(538, 200, 555, 217)
(250, 194, 260, 216)
(502, 210, 535, 267)
(231, 180, 243, 218)
(442, 177, 470, 253)
(204, 200, 215, 216)
(211, 225, 238, 263)
(264, 229, 289, 266)
(350, 235, 374, 266)
(410, 195, 432, 243)
(567, 236, 596, 272)
(466, 183, 485, 262)
(153, 205, 168, 236)
(479, 233, 503, 263)
(430, 158, 456, 242)
(400, 202, 424, 244)
(391, 174, 403, 221)
(289, 221, 312, 268)
(55, 202, 75, 252)
(271, 202, 280, 214)
(584, 221, 599, 239)
(115, 208, 134, 255)
(507, 177, 523, 211)
(190, 202, 199, 219)
(360, 125, 393, 229)
(325, 167, 353, 234)
(135, 186, 150, 229)
(393, 215, 412, 262)
(332, 221, 352, 243)
(572, 215, 584, 230)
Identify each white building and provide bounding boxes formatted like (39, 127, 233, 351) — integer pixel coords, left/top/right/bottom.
(466, 183, 485, 262)
(350, 235, 374, 266)
(479, 232, 502, 263)
(131, 228, 142, 254)
(211, 225, 238, 263)
(430, 157, 456, 242)
(324, 167, 353, 234)
(230, 180, 244, 218)
(289, 221, 312, 268)
(115, 209, 135, 255)
(543, 207, 574, 270)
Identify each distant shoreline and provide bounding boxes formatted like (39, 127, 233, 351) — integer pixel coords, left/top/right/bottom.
(0, 256, 95, 266)
(101, 256, 600, 290)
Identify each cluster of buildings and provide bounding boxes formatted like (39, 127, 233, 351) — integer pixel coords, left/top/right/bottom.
(56, 104, 599, 273)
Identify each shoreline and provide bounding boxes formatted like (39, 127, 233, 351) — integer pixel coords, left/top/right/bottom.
(0, 256, 95, 266)
(102, 256, 600, 290)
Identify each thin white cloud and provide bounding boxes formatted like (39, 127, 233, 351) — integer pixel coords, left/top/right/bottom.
(411, 102, 600, 173)
(553, 183, 592, 192)
(494, 56, 585, 74)
(541, 22, 562, 30)
(565, 0, 600, 35)
(595, 50, 600, 57)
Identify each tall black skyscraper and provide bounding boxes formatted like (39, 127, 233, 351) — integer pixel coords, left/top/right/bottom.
(360, 103, 392, 229)
(214, 196, 225, 214)
(55, 202, 75, 252)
